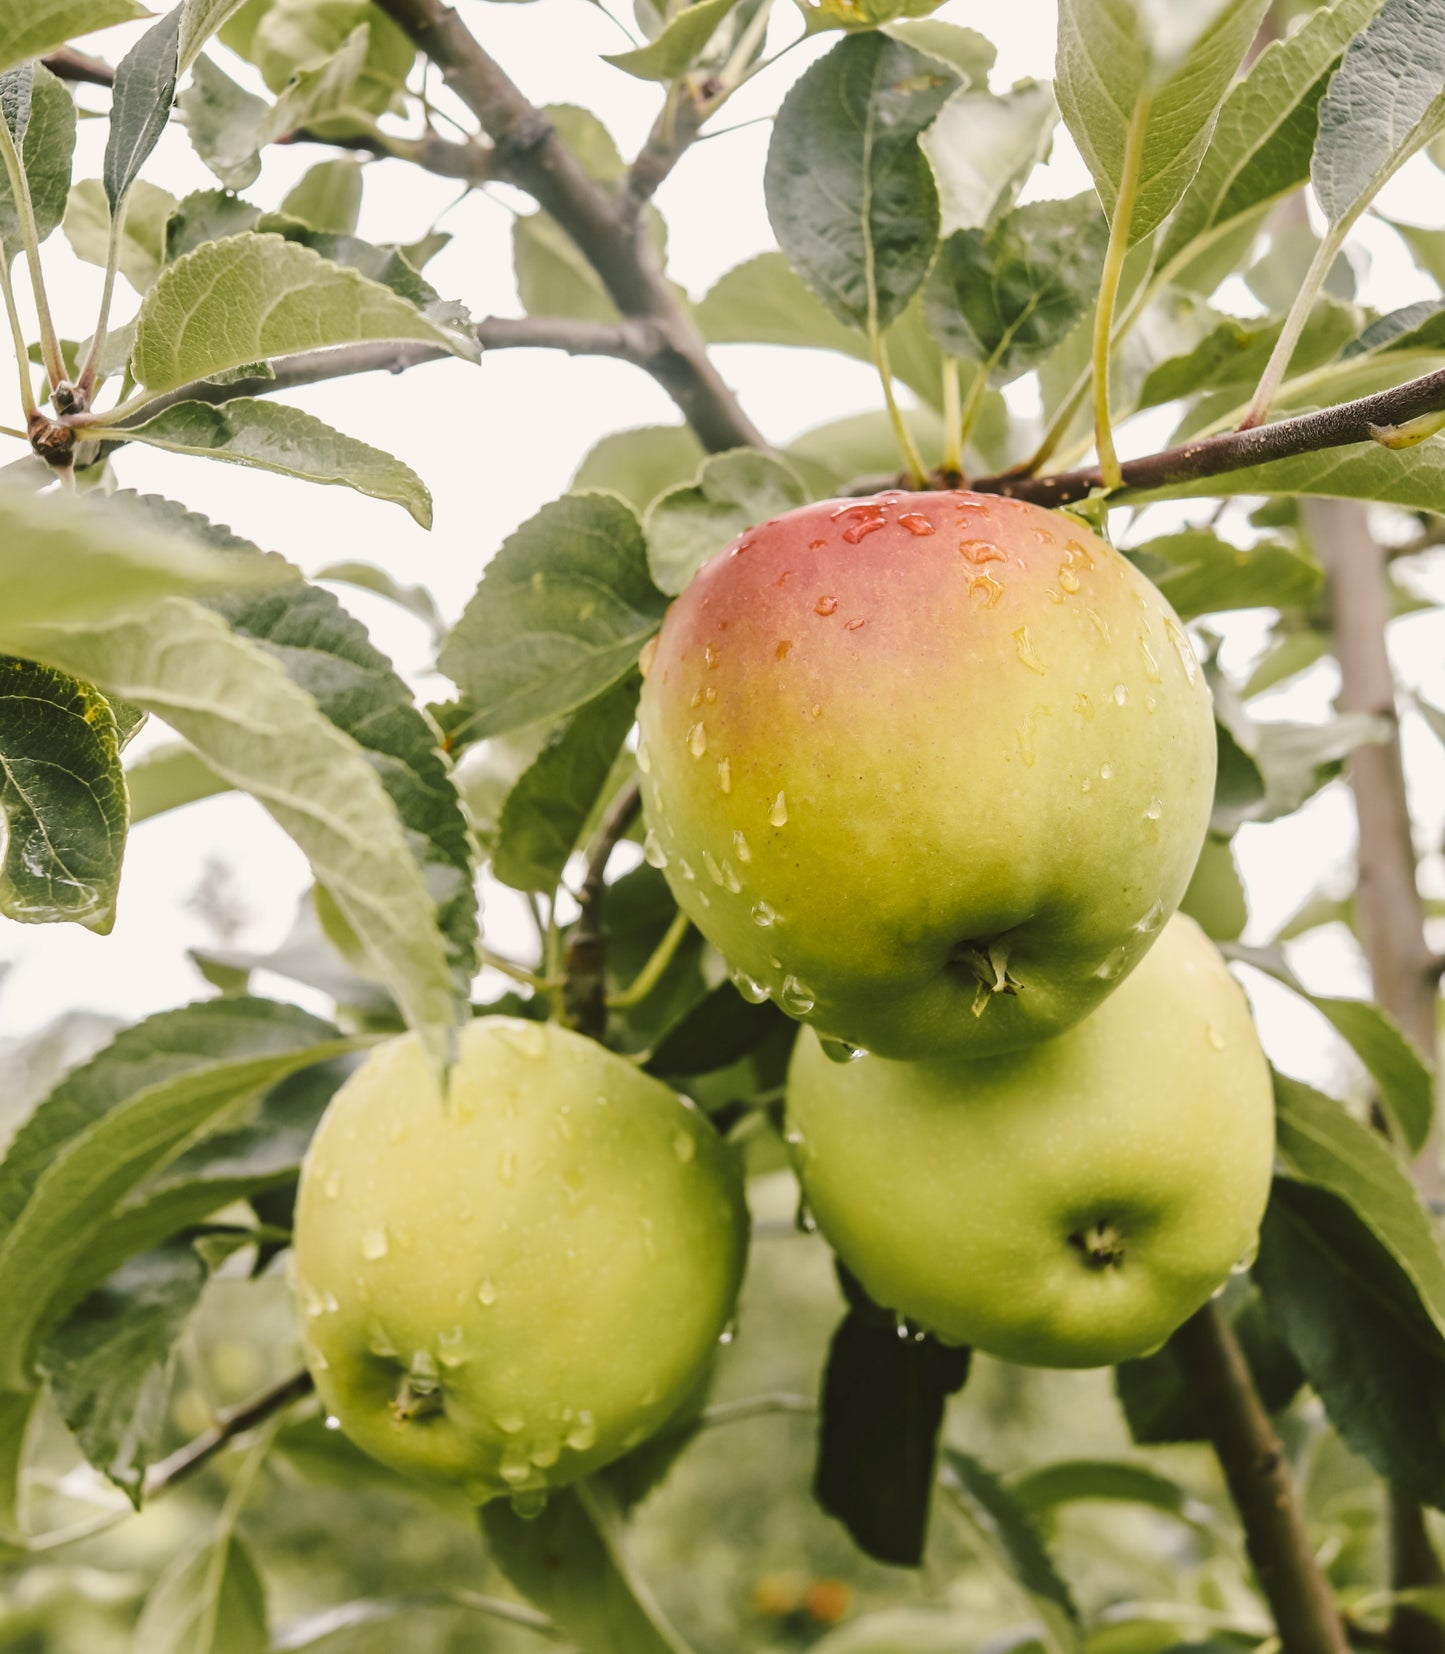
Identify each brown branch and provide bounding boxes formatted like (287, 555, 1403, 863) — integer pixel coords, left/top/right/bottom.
(372, 0, 765, 454)
(1309, 499, 1445, 1654)
(562, 777, 643, 1041)
(40, 48, 115, 86)
(972, 366, 1445, 507)
(625, 87, 710, 215)
(1172, 1302, 1351, 1654)
(142, 1369, 314, 1498)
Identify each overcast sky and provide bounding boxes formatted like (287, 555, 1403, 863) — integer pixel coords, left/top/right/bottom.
(2, 0, 1443, 1103)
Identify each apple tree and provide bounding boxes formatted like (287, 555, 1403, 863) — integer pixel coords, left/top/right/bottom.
(1, 0, 1445, 1649)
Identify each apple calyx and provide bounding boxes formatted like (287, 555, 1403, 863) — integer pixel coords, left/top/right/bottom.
(1069, 1221, 1126, 1270)
(392, 1362, 446, 1424)
(952, 939, 1023, 1017)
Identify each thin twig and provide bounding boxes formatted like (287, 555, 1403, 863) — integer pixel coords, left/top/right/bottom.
(142, 1369, 314, 1498)
(1172, 1302, 1350, 1654)
(562, 778, 643, 1040)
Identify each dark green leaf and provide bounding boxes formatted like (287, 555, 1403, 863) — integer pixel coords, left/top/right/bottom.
(165, 187, 261, 261)
(492, 676, 639, 892)
(0, 657, 128, 932)
(39, 1242, 207, 1504)
(0, 65, 75, 256)
(923, 197, 1107, 382)
(572, 424, 706, 514)
(1255, 1177, 1445, 1508)
(105, 5, 182, 212)
(645, 980, 790, 1076)
(764, 33, 959, 331)
(1125, 529, 1322, 618)
(438, 493, 666, 742)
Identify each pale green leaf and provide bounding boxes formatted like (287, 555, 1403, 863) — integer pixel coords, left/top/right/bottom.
(125, 740, 229, 822)
(0, 657, 127, 932)
(165, 188, 261, 262)
(605, 0, 743, 80)
(513, 210, 616, 324)
(134, 1530, 268, 1654)
(314, 561, 444, 640)
(64, 177, 176, 293)
(177, 54, 265, 192)
(120, 399, 433, 526)
(280, 156, 363, 233)
(571, 425, 706, 514)
(645, 449, 807, 594)
(0, 0, 148, 77)
(131, 232, 473, 394)
(922, 81, 1058, 235)
(255, 21, 371, 146)
(178, 0, 253, 73)
(0, 64, 75, 256)
(1126, 527, 1322, 617)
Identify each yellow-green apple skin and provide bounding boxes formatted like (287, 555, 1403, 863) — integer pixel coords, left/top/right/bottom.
(785, 915, 1273, 1368)
(636, 489, 1216, 1061)
(291, 1018, 749, 1505)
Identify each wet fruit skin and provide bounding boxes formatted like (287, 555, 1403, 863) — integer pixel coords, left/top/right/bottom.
(785, 915, 1274, 1369)
(636, 489, 1217, 1061)
(291, 1018, 749, 1505)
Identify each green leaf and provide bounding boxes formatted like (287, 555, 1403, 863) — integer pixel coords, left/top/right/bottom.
(1229, 945, 1433, 1151)
(546, 102, 626, 184)
(1009, 1459, 1211, 1532)
(439, 493, 667, 743)
(645, 450, 808, 595)
(572, 425, 707, 515)
(1255, 1176, 1445, 1509)
(1125, 528, 1323, 618)
(177, 54, 266, 192)
(492, 676, 639, 893)
(17, 576, 467, 1079)
(764, 32, 959, 332)
(0, 1389, 37, 1543)
(923, 197, 1108, 383)
(125, 740, 229, 822)
(1156, 0, 1387, 284)
(131, 232, 473, 395)
(256, 21, 373, 145)
(0, 64, 74, 256)
(886, 20, 995, 84)
(39, 1243, 207, 1504)
(0, 657, 128, 933)
(644, 979, 789, 1076)
(482, 1481, 690, 1654)
(134, 1529, 268, 1654)
(940, 1450, 1080, 1651)
(0, 486, 283, 653)
(165, 188, 261, 262)
(1313, 0, 1445, 225)
(605, 0, 743, 80)
(280, 156, 363, 233)
(64, 177, 176, 293)
(921, 81, 1058, 235)
(243, 0, 415, 111)
(1179, 832, 1247, 940)
(786, 405, 945, 488)
(178, 0, 254, 74)
(120, 400, 433, 526)
(1274, 1073, 1445, 1339)
(513, 209, 616, 324)
(1056, 0, 1270, 242)
(314, 560, 444, 641)
(794, 0, 948, 32)
(0, 997, 349, 1391)
(105, 7, 182, 213)
(0, 0, 148, 77)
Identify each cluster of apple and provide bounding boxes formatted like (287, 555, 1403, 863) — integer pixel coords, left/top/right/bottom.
(288, 489, 1273, 1513)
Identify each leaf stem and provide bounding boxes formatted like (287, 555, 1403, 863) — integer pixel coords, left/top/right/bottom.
(573, 1478, 696, 1654)
(479, 947, 549, 991)
(142, 1369, 314, 1498)
(0, 250, 38, 420)
(717, 0, 776, 94)
(941, 356, 964, 475)
(871, 324, 925, 486)
(1239, 221, 1347, 430)
(0, 114, 64, 396)
(1092, 95, 1151, 490)
(76, 197, 128, 404)
(607, 908, 689, 1009)
(562, 777, 643, 1039)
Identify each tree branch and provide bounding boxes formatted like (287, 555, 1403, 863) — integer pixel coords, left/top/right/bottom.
(142, 1369, 314, 1498)
(1308, 498, 1445, 1654)
(40, 48, 115, 86)
(562, 778, 643, 1041)
(372, 0, 765, 454)
(1172, 1302, 1351, 1654)
(625, 88, 709, 216)
(971, 366, 1445, 508)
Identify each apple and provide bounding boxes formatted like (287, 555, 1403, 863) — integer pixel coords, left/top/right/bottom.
(636, 489, 1216, 1061)
(290, 1017, 749, 1506)
(785, 915, 1274, 1368)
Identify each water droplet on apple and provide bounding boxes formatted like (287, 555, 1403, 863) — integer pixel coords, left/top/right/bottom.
(1165, 618, 1199, 683)
(322, 1170, 341, 1199)
(1139, 638, 1162, 682)
(1145, 798, 1163, 822)
(1208, 1025, 1227, 1052)
(636, 740, 652, 773)
(498, 1150, 516, 1187)
(498, 1021, 547, 1059)
(1135, 900, 1165, 934)
(638, 636, 657, 678)
(324, 1414, 342, 1431)
(530, 1437, 561, 1468)
(643, 829, 667, 869)
(1093, 945, 1127, 981)
(819, 1035, 865, 1063)
(361, 1226, 389, 1261)
(815, 595, 838, 616)
(717, 756, 731, 793)
(732, 829, 751, 863)
(750, 900, 777, 928)
(769, 791, 788, 827)
(1059, 566, 1081, 593)
(438, 1326, 468, 1367)
(1099, 762, 1114, 780)
(704, 643, 718, 669)
(780, 975, 815, 1015)
(730, 967, 771, 1002)
(1087, 608, 1111, 643)
(1232, 1234, 1260, 1274)
(477, 1279, 497, 1306)
(721, 858, 742, 894)
(495, 1408, 526, 1435)
(960, 540, 1005, 565)
(566, 1411, 597, 1451)
(673, 1129, 696, 1163)
(510, 1487, 549, 1518)
(718, 1318, 737, 1345)
(688, 721, 707, 757)
(703, 849, 725, 886)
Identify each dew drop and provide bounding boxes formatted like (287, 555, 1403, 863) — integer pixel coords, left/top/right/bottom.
(1013, 627, 1046, 674)
(386, 1118, 408, 1145)
(844, 617, 866, 631)
(1165, 618, 1199, 683)
(776, 639, 793, 660)
(1145, 694, 1158, 714)
(730, 967, 771, 1003)
(769, 791, 788, 827)
(717, 756, 731, 793)
(1100, 762, 1114, 780)
(361, 1226, 388, 1261)
(636, 740, 652, 774)
(960, 540, 1005, 565)
(638, 636, 657, 678)
(1232, 1233, 1260, 1274)
(721, 859, 743, 894)
(1093, 945, 1127, 981)
(688, 721, 707, 758)
(733, 829, 752, 863)
(496, 1409, 526, 1436)
(780, 975, 816, 1015)
(704, 685, 717, 704)
(1112, 683, 1129, 707)
(643, 829, 667, 869)
(690, 687, 704, 709)
(820, 1035, 866, 1064)
(815, 595, 838, 616)
(322, 1170, 341, 1200)
(1087, 609, 1112, 643)
(673, 1129, 697, 1163)
(750, 900, 778, 928)
(1135, 899, 1165, 935)
(1144, 798, 1163, 822)
(477, 1279, 498, 1306)
(704, 643, 718, 669)
(510, 1487, 549, 1519)
(1208, 1025, 1227, 1052)
(969, 572, 1004, 607)
(677, 857, 696, 882)
(438, 1326, 468, 1368)
(899, 512, 935, 536)
(1059, 566, 1081, 594)
(808, 537, 826, 550)
(566, 1411, 598, 1452)
(1140, 638, 1162, 682)
(324, 1414, 342, 1431)
(530, 1437, 562, 1468)
(499, 1455, 533, 1487)
(702, 849, 725, 887)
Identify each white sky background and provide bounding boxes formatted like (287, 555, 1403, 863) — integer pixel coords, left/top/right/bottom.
(2, 0, 1444, 1098)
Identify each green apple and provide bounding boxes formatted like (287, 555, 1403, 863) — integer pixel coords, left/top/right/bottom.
(291, 1018, 749, 1506)
(785, 915, 1274, 1368)
(636, 489, 1216, 1061)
